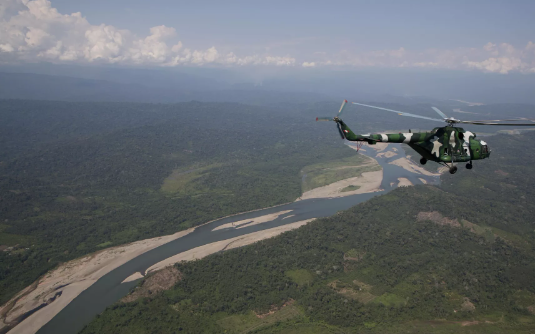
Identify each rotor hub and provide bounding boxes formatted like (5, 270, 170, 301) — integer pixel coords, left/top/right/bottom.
(445, 117, 461, 124)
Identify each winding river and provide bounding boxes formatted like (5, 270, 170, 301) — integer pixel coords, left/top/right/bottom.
(34, 144, 439, 334)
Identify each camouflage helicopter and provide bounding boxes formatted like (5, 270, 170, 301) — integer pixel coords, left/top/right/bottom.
(317, 100, 535, 174)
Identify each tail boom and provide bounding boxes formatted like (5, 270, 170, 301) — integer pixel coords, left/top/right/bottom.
(338, 121, 431, 144)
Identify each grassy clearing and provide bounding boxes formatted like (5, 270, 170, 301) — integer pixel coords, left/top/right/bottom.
(329, 280, 377, 304)
(160, 163, 222, 194)
(344, 248, 365, 260)
(217, 305, 304, 333)
(513, 290, 535, 309)
(255, 322, 343, 334)
(301, 155, 381, 192)
(0, 233, 32, 246)
(340, 185, 361, 192)
(301, 154, 370, 173)
(369, 320, 535, 334)
(389, 276, 422, 299)
(460, 219, 495, 243)
(286, 269, 314, 286)
(372, 292, 407, 307)
(491, 228, 531, 250)
(460, 219, 530, 250)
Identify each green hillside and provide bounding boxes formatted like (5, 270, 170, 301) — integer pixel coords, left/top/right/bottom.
(81, 131, 535, 334)
(0, 100, 352, 304)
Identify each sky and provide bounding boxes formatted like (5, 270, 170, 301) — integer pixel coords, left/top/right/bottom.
(1, 0, 535, 74)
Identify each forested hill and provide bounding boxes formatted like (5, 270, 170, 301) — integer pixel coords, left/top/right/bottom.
(0, 99, 353, 304)
(0, 72, 333, 105)
(82, 131, 535, 334)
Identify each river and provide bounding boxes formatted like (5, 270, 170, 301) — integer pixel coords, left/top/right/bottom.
(35, 143, 439, 334)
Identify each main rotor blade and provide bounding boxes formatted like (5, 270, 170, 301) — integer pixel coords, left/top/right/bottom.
(460, 120, 535, 126)
(337, 100, 348, 117)
(316, 117, 332, 121)
(337, 122, 345, 139)
(462, 119, 535, 122)
(352, 102, 444, 123)
(431, 107, 448, 119)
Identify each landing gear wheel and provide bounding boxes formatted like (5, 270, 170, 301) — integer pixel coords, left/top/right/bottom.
(420, 157, 427, 165)
(466, 163, 473, 170)
(449, 166, 458, 174)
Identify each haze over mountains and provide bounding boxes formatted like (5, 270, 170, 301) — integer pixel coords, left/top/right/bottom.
(1, 63, 535, 105)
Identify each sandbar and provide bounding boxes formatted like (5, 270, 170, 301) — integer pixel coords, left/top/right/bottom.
(397, 178, 413, 187)
(212, 210, 292, 231)
(145, 219, 315, 274)
(376, 151, 397, 158)
(122, 272, 144, 283)
(298, 170, 383, 200)
(389, 157, 440, 176)
(1, 228, 194, 334)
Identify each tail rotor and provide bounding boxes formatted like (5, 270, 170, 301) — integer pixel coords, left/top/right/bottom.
(336, 122, 345, 139)
(316, 100, 348, 140)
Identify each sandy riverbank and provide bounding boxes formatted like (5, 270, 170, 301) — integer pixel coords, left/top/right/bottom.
(2, 143, 432, 334)
(298, 170, 383, 200)
(212, 210, 293, 231)
(397, 178, 413, 187)
(1, 228, 194, 334)
(389, 157, 441, 176)
(2, 215, 315, 334)
(143, 219, 315, 276)
(376, 151, 397, 158)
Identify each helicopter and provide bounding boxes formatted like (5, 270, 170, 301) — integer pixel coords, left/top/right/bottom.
(317, 100, 535, 174)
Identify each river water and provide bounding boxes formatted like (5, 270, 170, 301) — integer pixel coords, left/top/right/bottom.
(36, 143, 439, 334)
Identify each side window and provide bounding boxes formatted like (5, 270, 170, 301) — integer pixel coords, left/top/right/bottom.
(444, 148, 448, 155)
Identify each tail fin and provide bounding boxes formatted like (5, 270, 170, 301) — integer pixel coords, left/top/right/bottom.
(339, 120, 377, 144)
(338, 120, 357, 140)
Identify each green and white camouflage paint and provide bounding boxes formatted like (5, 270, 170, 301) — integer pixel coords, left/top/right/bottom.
(339, 121, 490, 163)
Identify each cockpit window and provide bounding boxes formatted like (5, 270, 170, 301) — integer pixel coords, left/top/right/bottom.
(482, 145, 488, 154)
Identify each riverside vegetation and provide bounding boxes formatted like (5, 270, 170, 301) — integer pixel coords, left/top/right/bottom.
(3, 99, 535, 333)
(0, 99, 355, 305)
(81, 131, 535, 334)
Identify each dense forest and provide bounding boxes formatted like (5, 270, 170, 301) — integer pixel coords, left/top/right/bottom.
(81, 131, 535, 333)
(2, 98, 535, 332)
(0, 99, 359, 304)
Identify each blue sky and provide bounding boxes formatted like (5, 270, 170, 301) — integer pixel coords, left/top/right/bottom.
(1, 0, 535, 73)
(48, 0, 535, 49)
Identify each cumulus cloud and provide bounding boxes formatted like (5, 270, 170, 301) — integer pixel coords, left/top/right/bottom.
(310, 42, 535, 74)
(1, 0, 534, 74)
(464, 57, 523, 74)
(0, 0, 295, 67)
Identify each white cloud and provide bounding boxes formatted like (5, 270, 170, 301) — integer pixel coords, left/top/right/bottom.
(0, 44, 15, 52)
(310, 42, 535, 74)
(483, 42, 496, 52)
(0, 0, 295, 67)
(1, 1, 534, 74)
(464, 57, 523, 74)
